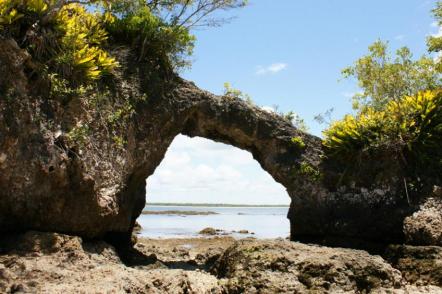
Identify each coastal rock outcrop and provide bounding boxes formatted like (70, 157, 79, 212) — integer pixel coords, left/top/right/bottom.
(2, 231, 442, 293)
(213, 239, 404, 293)
(0, 231, 221, 293)
(384, 244, 442, 287)
(403, 187, 442, 246)
(0, 39, 440, 246)
(0, 40, 321, 244)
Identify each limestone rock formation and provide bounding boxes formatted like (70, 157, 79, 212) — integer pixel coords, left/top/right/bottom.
(0, 38, 440, 247)
(212, 239, 404, 293)
(384, 244, 442, 287)
(2, 231, 442, 293)
(403, 187, 442, 246)
(0, 39, 321, 244)
(0, 231, 221, 293)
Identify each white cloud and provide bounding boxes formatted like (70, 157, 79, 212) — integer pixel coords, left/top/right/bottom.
(146, 135, 289, 205)
(394, 35, 405, 41)
(255, 63, 288, 75)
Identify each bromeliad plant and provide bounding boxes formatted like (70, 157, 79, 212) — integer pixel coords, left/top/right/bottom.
(0, 0, 118, 85)
(323, 90, 442, 179)
(55, 3, 118, 81)
(0, 0, 247, 88)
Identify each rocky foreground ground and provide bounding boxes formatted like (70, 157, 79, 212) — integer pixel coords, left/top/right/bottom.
(0, 231, 441, 293)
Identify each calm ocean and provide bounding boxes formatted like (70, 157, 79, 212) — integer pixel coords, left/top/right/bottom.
(138, 205, 290, 239)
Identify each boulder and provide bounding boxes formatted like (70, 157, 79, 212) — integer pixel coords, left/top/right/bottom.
(212, 239, 403, 293)
(2, 231, 442, 293)
(199, 228, 218, 235)
(403, 188, 442, 246)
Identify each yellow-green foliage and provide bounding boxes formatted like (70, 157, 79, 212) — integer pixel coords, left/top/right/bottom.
(0, 0, 53, 28)
(291, 136, 306, 149)
(105, 5, 195, 70)
(324, 90, 442, 172)
(0, 0, 118, 83)
(66, 123, 90, 147)
(223, 82, 253, 104)
(0, 1, 22, 25)
(55, 4, 118, 80)
(299, 162, 321, 181)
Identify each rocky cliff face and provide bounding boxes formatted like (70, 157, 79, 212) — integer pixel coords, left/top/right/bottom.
(0, 38, 440, 247)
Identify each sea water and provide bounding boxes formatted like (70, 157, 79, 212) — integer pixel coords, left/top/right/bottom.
(137, 206, 290, 239)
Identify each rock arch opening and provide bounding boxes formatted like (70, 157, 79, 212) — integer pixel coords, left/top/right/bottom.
(140, 134, 291, 238)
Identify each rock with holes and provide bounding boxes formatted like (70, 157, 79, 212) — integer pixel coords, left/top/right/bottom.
(0, 40, 321, 244)
(0, 231, 222, 294)
(0, 38, 439, 248)
(403, 190, 442, 246)
(384, 244, 442, 287)
(212, 239, 404, 293)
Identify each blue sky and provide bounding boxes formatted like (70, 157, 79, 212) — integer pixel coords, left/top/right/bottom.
(146, 0, 440, 205)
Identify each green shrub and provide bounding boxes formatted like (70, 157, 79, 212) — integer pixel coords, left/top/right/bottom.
(223, 82, 253, 104)
(323, 90, 442, 179)
(105, 5, 195, 70)
(299, 162, 321, 181)
(1, 0, 118, 84)
(66, 123, 90, 147)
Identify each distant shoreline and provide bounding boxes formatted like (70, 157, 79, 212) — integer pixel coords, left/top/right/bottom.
(145, 202, 290, 208)
(141, 210, 218, 215)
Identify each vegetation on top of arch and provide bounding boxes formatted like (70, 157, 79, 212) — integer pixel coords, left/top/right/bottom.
(321, 2, 442, 192)
(0, 0, 247, 86)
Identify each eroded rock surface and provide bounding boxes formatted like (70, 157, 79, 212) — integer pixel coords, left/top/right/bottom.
(2, 231, 442, 293)
(404, 189, 442, 246)
(0, 39, 440, 247)
(213, 239, 404, 293)
(0, 40, 321, 243)
(384, 244, 442, 287)
(0, 231, 221, 294)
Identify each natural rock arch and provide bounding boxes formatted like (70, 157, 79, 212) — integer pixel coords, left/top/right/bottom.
(119, 79, 324, 244)
(0, 42, 421, 247)
(0, 39, 322, 243)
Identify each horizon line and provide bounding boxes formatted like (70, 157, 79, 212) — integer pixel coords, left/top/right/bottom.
(145, 202, 290, 207)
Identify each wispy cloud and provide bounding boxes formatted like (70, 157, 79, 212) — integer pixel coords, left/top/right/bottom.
(255, 63, 288, 75)
(146, 135, 288, 205)
(394, 34, 405, 41)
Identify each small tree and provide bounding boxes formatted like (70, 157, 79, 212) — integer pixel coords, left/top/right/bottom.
(428, 1, 442, 72)
(342, 40, 441, 111)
